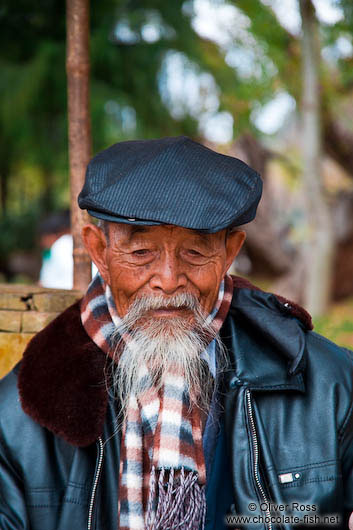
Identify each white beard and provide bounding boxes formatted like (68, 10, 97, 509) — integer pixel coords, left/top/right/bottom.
(107, 293, 226, 423)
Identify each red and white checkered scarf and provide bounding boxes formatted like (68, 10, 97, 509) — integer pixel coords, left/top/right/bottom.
(81, 273, 233, 530)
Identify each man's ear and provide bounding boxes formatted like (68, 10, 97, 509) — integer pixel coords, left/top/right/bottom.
(224, 229, 246, 273)
(81, 224, 110, 284)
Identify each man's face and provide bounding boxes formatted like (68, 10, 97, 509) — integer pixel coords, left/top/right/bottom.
(83, 223, 245, 320)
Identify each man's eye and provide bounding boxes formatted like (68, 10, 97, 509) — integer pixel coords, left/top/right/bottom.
(132, 249, 150, 256)
(182, 248, 209, 264)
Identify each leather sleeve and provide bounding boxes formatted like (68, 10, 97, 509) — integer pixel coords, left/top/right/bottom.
(339, 375, 353, 526)
(0, 437, 29, 530)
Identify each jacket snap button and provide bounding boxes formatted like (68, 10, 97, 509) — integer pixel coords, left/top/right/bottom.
(229, 376, 242, 389)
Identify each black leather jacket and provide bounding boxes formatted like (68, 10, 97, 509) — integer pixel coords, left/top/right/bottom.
(1, 280, 353, 530)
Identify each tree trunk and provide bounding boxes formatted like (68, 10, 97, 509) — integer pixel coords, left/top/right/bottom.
(299, 0, 334, 316)
(323, 118, 353, 179)
(331, 191, 353, 299)
(66, 0, 92, 291)
(229, 134, 293, 276)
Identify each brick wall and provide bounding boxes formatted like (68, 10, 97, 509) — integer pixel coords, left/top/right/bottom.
(0, 285, 82, 379)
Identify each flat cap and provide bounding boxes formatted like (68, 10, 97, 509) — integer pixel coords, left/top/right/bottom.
(78, 136, 262, 233)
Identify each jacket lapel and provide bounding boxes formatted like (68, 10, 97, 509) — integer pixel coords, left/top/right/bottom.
(222, 279, 311, 392)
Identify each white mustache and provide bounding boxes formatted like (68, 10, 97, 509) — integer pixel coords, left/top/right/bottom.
(123, 293, 204, 325)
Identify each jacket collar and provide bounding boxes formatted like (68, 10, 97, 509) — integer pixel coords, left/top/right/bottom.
(18, 276, 312, 447)
(18, 301, 108, 447)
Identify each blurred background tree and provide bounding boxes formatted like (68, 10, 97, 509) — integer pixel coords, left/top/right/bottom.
(0, 0, 352, 324)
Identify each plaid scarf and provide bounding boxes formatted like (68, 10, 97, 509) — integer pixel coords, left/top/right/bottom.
(81, 273, 233, 530)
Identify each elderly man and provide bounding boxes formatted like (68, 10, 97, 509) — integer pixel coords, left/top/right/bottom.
(1, 136, 353, 530)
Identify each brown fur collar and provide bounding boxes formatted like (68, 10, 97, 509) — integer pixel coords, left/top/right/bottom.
(18, 302, 108, 447)
(18, 276, 312, 447)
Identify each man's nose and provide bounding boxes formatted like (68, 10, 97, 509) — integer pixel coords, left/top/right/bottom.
(149, 253, 187, 294)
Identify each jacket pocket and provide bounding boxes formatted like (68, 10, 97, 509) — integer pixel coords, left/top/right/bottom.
(26, 484, 90, 530)
(268, 460, 342, 514)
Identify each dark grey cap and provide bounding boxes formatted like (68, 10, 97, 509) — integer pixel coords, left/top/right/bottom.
(78, 136, 262, 233)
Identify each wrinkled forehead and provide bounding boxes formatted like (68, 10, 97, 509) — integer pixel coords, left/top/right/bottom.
(105, 222, 226, 245)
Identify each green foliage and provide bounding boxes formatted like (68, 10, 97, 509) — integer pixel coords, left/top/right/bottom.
(1, 0, 353, 276)
(314, 310, 353, 350)
(0, 206, 41, 256)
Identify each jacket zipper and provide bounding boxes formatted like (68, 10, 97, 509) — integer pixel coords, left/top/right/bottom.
(246, 389, 272, 530)
(87, 437, 104, 530)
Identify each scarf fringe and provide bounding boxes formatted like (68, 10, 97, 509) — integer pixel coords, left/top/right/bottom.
(146, 466, 206, 530)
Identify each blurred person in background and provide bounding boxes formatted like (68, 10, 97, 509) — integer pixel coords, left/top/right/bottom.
(38, 210, 97, 289)
(38, 210, 73, 289)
